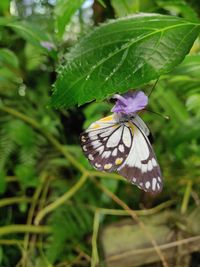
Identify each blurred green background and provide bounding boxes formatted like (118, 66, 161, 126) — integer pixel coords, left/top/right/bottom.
(0, 0, 200, 267)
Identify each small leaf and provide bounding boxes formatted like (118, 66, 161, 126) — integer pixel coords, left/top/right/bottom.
(1, 20, 55, 51)
(15, 165, 38, 188)
(97, 0, 106, 8)
(111, 0, 139, 17)
(55, 0, 85, 38)
(0, 48, 19, 68)
(51, 14, 200, 108)
(0, 0, 10, 14)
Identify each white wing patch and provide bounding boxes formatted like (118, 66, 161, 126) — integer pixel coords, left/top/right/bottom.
(106, 127, 123, 148)
(122, 127, 132, 147)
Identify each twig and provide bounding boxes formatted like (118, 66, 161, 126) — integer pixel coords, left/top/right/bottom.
(105, 235, 200, 263)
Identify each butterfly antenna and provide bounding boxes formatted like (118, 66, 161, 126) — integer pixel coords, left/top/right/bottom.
(148, 78, 159, 98)
(146, 109, 170, 120)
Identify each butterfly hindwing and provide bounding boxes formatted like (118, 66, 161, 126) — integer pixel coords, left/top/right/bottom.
(80, 115, 131, 172)
(117, 120, 163, 194)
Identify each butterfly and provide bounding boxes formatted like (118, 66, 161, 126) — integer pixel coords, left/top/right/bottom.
(80, 91, 163, 194)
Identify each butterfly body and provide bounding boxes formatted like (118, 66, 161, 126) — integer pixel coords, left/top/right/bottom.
(80, 112, 163, 194)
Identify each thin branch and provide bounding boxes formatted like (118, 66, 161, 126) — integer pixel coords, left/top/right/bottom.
(105, 235, 200, 263)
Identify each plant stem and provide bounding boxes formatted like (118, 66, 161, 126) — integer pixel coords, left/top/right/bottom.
(22, 173, 47, 267)
(0, 197, 31, 208)
(0, 225, 51, 236)
(181, 180, 192, 214)
(34, 173, 88, 225)
(91, 210, 100, 267)
(97, 200, 174, 216)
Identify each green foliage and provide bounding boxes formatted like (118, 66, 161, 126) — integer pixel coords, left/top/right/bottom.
(111, 0, 139, 17)
(51, 14, 200, 108)
(55, 0, 85, 38)
(156, 0, 199, 22)
(0, 0, 200, 266)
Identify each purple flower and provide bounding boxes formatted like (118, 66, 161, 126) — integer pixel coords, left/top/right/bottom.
(40, 41, 56, 51)
(111, 91, 148, 115)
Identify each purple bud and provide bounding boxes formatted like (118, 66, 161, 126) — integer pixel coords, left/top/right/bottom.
(111, 91, 148, 115)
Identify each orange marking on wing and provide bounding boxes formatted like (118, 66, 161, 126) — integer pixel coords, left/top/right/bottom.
(91, 124, 101, 129)
(99, 115, 113, 122)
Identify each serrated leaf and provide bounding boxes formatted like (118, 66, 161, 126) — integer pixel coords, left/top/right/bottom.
(51, 14, 200, 108)
(55, 0, 85, 38)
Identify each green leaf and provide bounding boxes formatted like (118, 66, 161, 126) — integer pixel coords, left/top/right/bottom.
(1, 19, 55, 51)
(156, 0, 199, 22)
(0, 0, 10, 14)
(15, 165, 38, 188)
(51, 14, 200, 108)
(97, 0, 106, 8)
(0, 48, 19, 68)
(111, 0, 139, 17)
(55, 0, 85, 38)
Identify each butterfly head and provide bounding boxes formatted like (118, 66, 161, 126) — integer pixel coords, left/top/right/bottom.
(111, 91, 148, 116)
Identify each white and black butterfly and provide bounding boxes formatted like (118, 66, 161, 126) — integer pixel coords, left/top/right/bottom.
(80, 91, 163, 194)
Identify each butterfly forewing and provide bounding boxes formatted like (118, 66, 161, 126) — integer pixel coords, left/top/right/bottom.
(80, 115, 131, 172)
(117, 120, 163, 194)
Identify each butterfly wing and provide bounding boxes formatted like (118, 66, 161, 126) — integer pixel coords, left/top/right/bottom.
(133, 114, 150, 137)
(117, 118, 163, 194)
(80, 115, 131, 172)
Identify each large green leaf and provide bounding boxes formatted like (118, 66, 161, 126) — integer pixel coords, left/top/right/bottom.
(51, 14, 200, 108)
(55, 0, 85, 38)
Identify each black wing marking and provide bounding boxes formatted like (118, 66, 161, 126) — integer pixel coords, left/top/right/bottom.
(117, 120, 163, 194)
